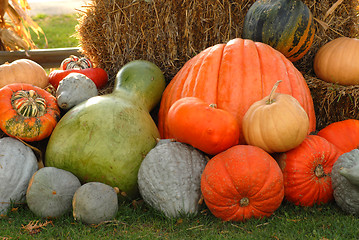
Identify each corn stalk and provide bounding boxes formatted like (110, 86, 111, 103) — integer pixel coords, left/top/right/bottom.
(0, 0, 47, 51)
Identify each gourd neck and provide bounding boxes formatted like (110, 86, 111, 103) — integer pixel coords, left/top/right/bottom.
(112, 61, 165, 111)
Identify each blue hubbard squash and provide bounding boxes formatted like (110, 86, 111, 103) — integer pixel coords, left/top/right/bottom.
(242, 0, 315, 62)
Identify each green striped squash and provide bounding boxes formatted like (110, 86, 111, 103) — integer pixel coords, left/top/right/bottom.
(242, 0, 315, 62)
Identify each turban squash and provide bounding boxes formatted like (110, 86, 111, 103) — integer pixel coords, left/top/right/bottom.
(0, 83, 60, 141)
(158, 38, 316, 144)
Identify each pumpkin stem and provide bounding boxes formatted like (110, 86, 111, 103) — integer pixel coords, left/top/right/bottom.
(239, 197, 249, 207)
(267, 80, 282, 104)
(209, 103, 217, 108)
(314, 164, 326, 178)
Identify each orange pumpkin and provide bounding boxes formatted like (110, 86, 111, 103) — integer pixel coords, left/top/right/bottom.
(314, 37, 359, 85)
(167, 97, 239, 155)
(201, 145, 284, 221)
(317, 119, 359, 154)
(277, 135, 341, 207)
(0, 83, 60, 142)
(0, 59, 49, 88)
(242, 80, 309, 153)
(158, 38, 316, 144)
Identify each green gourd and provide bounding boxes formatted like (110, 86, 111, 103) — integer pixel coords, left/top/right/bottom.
(332, 149, 359, 214)
(45, 60, 166, 200)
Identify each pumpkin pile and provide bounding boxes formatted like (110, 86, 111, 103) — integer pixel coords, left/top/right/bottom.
(0, 0, 359, 226)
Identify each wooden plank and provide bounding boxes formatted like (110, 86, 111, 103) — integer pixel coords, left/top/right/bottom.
(0, 47, 83, 68)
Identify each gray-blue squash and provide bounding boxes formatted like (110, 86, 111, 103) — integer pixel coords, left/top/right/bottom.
(138, 139, 207, 218)
(332, 149, 359, 214)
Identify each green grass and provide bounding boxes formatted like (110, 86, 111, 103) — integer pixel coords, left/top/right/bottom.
(0, 201, 358, 239)
(30, 13, 80, 49)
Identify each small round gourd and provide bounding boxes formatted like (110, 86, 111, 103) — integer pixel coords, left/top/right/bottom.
(56, 73, 98, 110)
(332, 149, 359, 214)
(26, 167, 81, 218)
(72, 182, 119, 225)
(0, 137, 38, 215)
(138, 139, 207, 218)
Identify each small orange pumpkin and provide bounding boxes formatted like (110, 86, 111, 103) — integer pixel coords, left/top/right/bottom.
(314, 37, 359, 85)
(0, 83, 60, 142)
(201, 145, 284, 221)
(167, 97, 239, 155)
(277, 135, 341, 207)
(0, 59, 49, 89)
(242, 80, 309, 153)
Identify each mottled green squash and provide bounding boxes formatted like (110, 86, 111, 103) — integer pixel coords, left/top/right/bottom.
(45, 60, 166, 200)
(242, 0, 315, 62)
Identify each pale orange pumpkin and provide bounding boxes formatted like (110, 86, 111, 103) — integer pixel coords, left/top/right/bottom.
(0, 59, 49, 88)
(242, 80, 309, 153)
(313, 37, 359, 85)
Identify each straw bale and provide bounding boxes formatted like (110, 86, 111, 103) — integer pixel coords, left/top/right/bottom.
(306, 76, 359, 130)
(75, 0, 358, 129)
(76, 0, 255, 83)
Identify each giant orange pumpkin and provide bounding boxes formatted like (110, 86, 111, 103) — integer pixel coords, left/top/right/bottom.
(201, 145, 284, 221)
(158, 38, 316, 144)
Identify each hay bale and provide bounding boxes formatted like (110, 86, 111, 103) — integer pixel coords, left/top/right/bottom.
(76, 0, 255, 83)
(76, 0, 359, 129)
(306, 75, 359, 130)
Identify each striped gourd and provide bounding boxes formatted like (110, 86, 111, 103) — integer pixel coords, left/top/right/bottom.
(242, 0, 315, 62)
